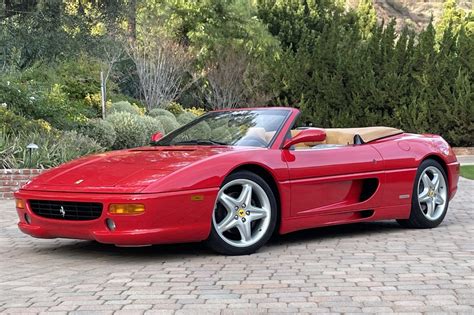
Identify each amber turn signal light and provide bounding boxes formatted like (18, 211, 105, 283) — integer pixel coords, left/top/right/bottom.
(109, 203, 145, 215)
(15, 199, 25, 209)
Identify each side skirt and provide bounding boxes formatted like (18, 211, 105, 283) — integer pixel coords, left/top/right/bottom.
(279, 204, 411, 234)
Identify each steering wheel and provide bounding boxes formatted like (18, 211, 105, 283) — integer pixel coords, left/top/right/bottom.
(236, 135, 268, 147)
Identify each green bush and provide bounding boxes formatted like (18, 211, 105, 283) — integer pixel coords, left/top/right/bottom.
(0, 82, 88, 130)
(0, 83, 31, 112)
(2, 59, 104, 120)
(138, 116, 165, 140)
(108, 101, 142, 115)
(0, 107, 53, 135)
(166, 102, 185, 116)
(0, 129, 103, 169)
(177, 112, 198, 125)
(211, 126, 233, 142)
(189, 121, 212, 139)
(105, 112, 148, 149)
(155, 116, 181, 134)
(78, 119, 117, 149)
(148, 108, 176, 119)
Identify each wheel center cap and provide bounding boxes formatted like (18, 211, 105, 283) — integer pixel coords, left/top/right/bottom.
(428, 189, 435, 197)
(237, 209, 246, 217)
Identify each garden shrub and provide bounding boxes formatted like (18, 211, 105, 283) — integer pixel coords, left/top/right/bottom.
(109, 94, 146, 109)
(0, 131, 21, 169)
(166, 102, 185, 116)
(148, 108, 176, 119)
(4, 60, 104, 120)
(155, 116, 181, 134)
(0, 82, 88, 130)
(55, 57, 103, 101)
(177, 112, 197, 125)
(0, 107, 53, 135)
(211, 125, 232, 142)
(189, 121, 212, 139)
(105, 112, 148, 149)
(185, 107, 206, 116)
(108, 101, 143, 115)
(78, 119, 117, 149)
(138, 116, 165, 140)
(0, 129, 103, 169)
(0, 83, 32, 113)
(55, 131, 104, 166)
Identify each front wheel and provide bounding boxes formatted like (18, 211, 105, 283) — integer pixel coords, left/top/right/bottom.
(397, 159, 449, 228)
(206, 171, 277, 255)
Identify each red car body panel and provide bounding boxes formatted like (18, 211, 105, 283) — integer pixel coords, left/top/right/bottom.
(15, 107, 460, 246)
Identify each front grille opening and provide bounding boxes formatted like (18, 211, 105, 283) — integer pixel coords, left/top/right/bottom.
(29, 200, 103, 221)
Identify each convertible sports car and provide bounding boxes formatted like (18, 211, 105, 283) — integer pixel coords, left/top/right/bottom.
(15, 108, 459, 255)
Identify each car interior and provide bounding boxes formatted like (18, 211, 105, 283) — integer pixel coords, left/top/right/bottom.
(245, 126, 403, 149)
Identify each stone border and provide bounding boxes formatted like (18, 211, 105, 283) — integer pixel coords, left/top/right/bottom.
(0, 169, 45, 199)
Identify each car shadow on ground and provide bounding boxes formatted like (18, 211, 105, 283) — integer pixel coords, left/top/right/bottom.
(33, 220, 408, 260)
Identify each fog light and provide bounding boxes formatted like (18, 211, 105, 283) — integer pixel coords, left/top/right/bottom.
(109, 203, 145, 215)
(106, 218, 116, 231)
(24, 213, 31, 224)
(16, 199, 25, 209)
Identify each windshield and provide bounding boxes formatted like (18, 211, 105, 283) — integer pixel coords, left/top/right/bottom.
(154, 109, 290, 148)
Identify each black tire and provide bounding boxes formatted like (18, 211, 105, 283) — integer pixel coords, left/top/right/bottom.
(397, 159, 449, 229)
(206, 170, 277, 255)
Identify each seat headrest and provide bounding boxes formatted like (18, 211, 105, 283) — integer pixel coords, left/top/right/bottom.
(247, 127, 267, 141)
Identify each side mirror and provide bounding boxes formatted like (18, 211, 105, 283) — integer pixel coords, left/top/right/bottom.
(150, 131, 163, 142)
(283, 128, 326, 149)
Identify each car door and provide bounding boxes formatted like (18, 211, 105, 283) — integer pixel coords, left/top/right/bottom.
(282, 144, 385, 217)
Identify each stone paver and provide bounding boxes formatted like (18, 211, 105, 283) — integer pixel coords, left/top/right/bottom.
(0, 178, 473, 314)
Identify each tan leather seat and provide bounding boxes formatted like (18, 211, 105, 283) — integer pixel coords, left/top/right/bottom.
(290, 127, 403, 149)
(325, 127, 403, 145)
(265, 131, 276, 143)
(247, 127, 268, 143)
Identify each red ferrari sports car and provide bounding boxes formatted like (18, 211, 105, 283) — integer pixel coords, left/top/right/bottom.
(15, 108, 459, 255)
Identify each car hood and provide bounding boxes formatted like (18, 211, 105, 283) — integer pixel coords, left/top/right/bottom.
(22, 146, 236, 193)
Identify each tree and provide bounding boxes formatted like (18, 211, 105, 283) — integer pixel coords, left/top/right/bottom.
(437, 0, 467, 37)
(130, 36, 193, 110)
(197, 48, 249, 109)
(356, 0, 377, 38)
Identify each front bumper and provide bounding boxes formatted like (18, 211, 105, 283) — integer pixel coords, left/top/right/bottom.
(15, 188, 218, 246)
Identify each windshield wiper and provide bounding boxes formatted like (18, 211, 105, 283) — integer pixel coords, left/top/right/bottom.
(173, 139, 228, 146)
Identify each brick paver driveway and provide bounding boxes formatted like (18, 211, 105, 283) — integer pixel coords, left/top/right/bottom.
(1, 178, 473, 314)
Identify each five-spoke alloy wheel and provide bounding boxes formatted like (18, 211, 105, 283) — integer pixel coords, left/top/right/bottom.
(397, 159, 449, 228)
(206, 171, 277, 255)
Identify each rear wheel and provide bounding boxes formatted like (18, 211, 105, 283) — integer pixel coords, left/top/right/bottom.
(206, 171, 277, 255)
(397, 159, 449, 228)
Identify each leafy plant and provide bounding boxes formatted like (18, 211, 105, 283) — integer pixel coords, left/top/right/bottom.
(105, 112, 148, 149)
(139, 116, 165, 140)
(185, 107, 206, 116)
(0, 129, 103, 169)
(148, 108, 176, 119)
(177, 111, 197, 125)
(108, 101, 143, 115)
(165, 102, 185, 116)
(0, 108, 53, 135)
(155, 115, 181, 134)
(78, 119, 117, 149)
